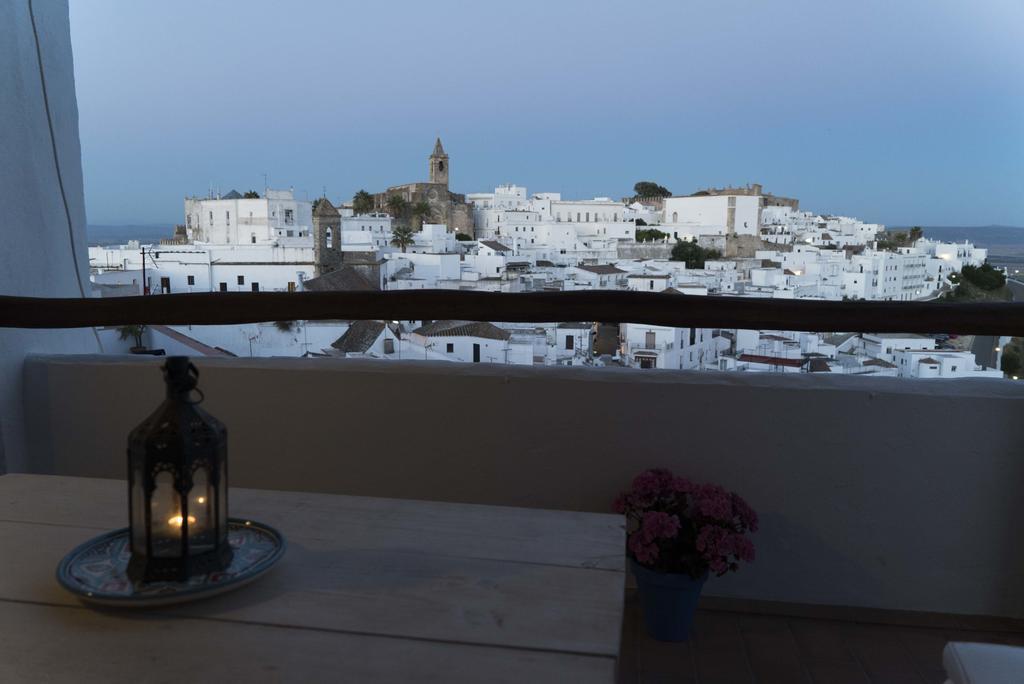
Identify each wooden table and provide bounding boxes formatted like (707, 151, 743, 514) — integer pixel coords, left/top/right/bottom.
(0, 475, 625, 683)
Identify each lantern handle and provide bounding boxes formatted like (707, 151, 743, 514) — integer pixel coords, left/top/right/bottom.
(186, 362, 205, 405)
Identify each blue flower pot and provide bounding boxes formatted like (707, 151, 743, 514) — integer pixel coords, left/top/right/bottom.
(630, 558, 708, 641)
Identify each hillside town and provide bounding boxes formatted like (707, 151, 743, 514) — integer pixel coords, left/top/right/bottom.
(88, 139, 1008, 379)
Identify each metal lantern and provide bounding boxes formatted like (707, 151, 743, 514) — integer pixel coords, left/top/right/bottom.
(127, 356, 232, 583)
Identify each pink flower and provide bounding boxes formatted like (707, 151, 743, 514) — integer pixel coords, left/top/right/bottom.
(612, 469, 758, 576)
(693, 483, 735, 521)
(628, 531, 659, 565)
(696, 524, 727, 555)
(641, 511, 681, 541)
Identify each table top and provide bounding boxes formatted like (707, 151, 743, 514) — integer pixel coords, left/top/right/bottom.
(0, 474, 625, 683)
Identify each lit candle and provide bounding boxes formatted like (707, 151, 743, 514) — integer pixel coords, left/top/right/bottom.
(167, 514, 197, 528)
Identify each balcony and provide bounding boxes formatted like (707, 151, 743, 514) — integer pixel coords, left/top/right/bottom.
(14, 349, 1024, 681)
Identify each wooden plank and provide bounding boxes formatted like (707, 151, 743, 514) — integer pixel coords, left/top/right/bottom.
(1, 290, 1022, 335)
(0, 475, 625, 659)
(0, 475, 625, 571)
(0, 601, 616, 684)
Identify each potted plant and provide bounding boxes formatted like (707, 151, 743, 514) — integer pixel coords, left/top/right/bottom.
(117, 324, 148, 353)
(613, 468, 758, 641)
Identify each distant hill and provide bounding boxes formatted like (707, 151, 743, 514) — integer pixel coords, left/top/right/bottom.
(87, 224, 173, 246)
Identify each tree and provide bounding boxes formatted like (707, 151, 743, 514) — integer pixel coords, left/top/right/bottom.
(670, 240, 721, 268)
(455, 233, 472, 242)
(411, 200, 434, 228)
(386, 194, 409, 220)
(1002, 348, 1021, 377)
(117, 324, 147, 350)
(960, 263, 1006, 291)
(908, 226, 924, 242)
(274, 320, 296, 332)
(635, 228, 668, 242)
(243, 190, 260, 199)
(390, 224, 416, 253)
(352, 189, 374, 215)
(312, 198, 322, 213)
(633, 181, 672, 199)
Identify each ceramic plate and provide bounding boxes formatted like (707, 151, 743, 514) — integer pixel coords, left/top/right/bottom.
(56, 518, 285, 607)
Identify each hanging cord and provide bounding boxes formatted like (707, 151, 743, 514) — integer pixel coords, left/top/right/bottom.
(27, 0, 103, 351)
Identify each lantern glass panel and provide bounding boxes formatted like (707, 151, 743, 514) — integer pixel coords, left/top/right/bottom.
(217, 454, 228, 544)
(150, 470, 183, 558)
(188, 466, 216, 554)
(130, 467, 146, 553)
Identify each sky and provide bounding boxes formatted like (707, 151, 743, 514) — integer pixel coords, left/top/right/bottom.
(70, 0, 1024, 227)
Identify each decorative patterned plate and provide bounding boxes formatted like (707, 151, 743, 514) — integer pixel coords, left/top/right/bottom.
(56, 518, 286, 607)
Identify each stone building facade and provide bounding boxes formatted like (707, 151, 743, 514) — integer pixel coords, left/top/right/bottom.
(371, 138, 474, 235)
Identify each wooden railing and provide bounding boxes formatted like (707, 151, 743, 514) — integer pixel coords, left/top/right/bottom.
(1, 291, 1023, 335)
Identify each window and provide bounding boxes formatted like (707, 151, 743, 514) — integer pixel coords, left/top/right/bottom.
(645, 331, 656, 348)
(576, 212, 581, 222)
(649, 280, 654, 290)
(284, 209, 294, 225)
(689, 328, 697, 346)
(287, 281, 296, 292)
(187, 275, 195, 285)
(672, 212, 678, 222)
(383, 339, 395, 354)
(237, 275, 245, 285)
(565, 335, 573, 350)
(209, 211, 213, 222)
(251, 234, 256, 244)
(219, 282, 227, 292)
(226, 211, 230, 223)
(446, 343, 454, 353)
(251, 283, 260, 292)
(286, 230, 294, 237)
(585, 212, 590, 222)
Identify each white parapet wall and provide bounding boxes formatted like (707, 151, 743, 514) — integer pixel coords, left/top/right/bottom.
(22, 354, 1024, 618)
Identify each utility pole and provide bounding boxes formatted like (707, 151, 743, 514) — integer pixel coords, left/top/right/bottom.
(141, 246, 148, 295)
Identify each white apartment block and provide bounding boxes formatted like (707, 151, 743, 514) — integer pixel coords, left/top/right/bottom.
(621, 322, 719, 370)
(184, 189, 312, 243)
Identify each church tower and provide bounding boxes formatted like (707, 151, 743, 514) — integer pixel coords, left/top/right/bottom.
(312, 197, 340, 276)
(429, 137, 449, 187)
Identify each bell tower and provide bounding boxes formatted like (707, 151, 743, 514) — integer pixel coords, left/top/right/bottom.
(312, 197, 341, 276)
(429, 137, 449, 187)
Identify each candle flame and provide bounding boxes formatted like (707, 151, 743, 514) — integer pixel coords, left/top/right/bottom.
(167, 515, 197, 528)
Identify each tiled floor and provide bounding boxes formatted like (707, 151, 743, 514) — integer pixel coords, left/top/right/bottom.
(618, 592, 1024, 683)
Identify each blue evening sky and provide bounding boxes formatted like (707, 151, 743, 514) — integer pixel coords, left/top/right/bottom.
(70, 0, 1024, 227)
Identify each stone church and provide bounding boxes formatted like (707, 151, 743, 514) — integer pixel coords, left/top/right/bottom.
(371, 138, 474, 235)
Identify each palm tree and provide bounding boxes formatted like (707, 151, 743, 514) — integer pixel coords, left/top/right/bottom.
(411, 200, 433, 229)
(385, 194, 408, 220)
(117, 324, 147, 350)
(391, 224, 416, 253)
(352, 189, 374, 215)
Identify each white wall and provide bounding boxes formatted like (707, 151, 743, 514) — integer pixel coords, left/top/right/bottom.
(0, 1, 102, 472)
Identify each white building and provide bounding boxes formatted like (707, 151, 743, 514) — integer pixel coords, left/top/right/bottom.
(621, 322, 719, 370)
(184, 189, 312, 243)
(90, 241, 315, 294)
(894, 349, 1003, 379)
(662, 194, 761, 237)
